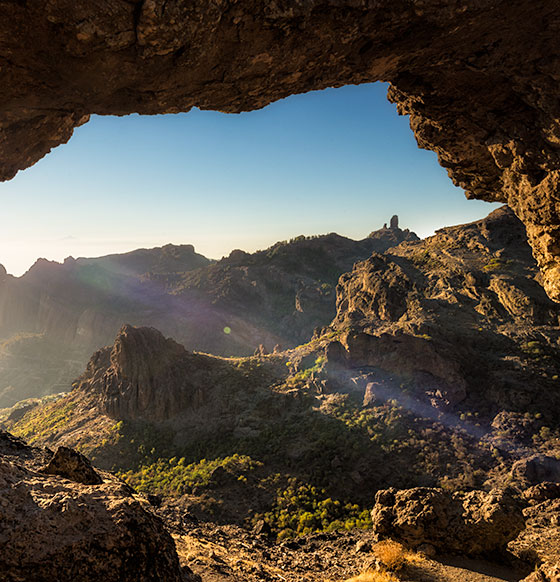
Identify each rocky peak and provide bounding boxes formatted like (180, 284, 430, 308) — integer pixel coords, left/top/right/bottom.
(368, 218, 418, 247)
(76, 243, 211, 276)
(76, 325, 230, 421)
(109, 324, 187, 383)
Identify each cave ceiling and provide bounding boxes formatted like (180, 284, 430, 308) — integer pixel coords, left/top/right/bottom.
(1, 0, 559, 299)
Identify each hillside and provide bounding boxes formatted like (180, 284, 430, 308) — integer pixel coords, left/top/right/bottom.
(4, 209, 559, 579)
(171, 224, 418, 352)
(329, 206, 560, 418)
(0, 223, 416, 407)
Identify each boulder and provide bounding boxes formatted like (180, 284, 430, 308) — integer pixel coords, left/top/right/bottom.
(371, 487, 524, 557)
(0, 430, 191, 582)
(41, 446, 103, 485)
(513, 456, 560, 486)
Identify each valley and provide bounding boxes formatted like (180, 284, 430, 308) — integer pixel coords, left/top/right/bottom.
(0, 223, 416, 408)
(2, 208, 559, 581)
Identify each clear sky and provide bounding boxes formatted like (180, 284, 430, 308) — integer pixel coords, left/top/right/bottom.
(0, 82, 500, 276)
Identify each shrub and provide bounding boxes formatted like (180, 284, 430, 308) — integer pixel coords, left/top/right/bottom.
(10, 401, 76, 444)
(373, 541, 407, 571)
(256, 479, 371, 539)
(118, 453, 261, 496)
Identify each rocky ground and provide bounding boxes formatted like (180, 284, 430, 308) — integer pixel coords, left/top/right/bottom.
(2, 431, 556, 582)
(169, 521, 526, 582)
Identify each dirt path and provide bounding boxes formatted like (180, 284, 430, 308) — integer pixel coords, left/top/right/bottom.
(171, 521, 526, 582)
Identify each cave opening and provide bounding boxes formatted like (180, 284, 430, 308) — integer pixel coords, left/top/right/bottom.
(0, 82, 499, 277)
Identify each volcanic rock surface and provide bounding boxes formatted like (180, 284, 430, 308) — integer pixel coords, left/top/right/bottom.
(371, 486, 525, 558)
(0, 430, 189, 582)
(1, 1, 560, 300)
(74, 324, 241, 421)
(41, 444, 103, 484)
(329, 207, 560, 414)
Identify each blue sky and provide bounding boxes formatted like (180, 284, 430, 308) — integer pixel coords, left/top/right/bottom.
(0, 82, 499, 276)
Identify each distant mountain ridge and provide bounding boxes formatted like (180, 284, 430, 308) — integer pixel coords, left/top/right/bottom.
(0, 221, 417, 406)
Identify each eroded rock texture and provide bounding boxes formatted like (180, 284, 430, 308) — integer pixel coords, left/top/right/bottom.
(329, 207, 560, 412)
(0, 1, 559, 298)
(371, 486, 525, 557)
(0, 430, 188, 582)
(75, 324, 244, 420)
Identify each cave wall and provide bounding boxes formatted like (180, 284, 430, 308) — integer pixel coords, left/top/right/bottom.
(1, 0, 559, 298)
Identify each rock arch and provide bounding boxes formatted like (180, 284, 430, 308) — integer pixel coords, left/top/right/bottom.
(1, 0, 559, 298)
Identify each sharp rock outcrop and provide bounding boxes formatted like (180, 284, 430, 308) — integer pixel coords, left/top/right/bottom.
(75, 324, 237, 421)
(41, 445, 103, 485)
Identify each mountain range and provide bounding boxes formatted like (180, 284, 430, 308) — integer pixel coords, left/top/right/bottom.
(3, 206, 559, 580)
(0, 221, 417, 407)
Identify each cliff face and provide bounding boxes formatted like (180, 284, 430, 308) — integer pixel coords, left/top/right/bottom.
(330, 206, 560, 413)
(1, 1, 559, 300)
(75, 324, 247, 421)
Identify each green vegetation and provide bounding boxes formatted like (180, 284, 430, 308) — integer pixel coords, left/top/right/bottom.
(118, 454, 261, 496)
(482, 257, 513, 272)
(286, 355, 326, 386)
(10, 401, 76, 444)
(6, 358, 502, 539)
(410, 250, 444, 270)
(257, 479, 371, 540)
(523, 340, 542, 355)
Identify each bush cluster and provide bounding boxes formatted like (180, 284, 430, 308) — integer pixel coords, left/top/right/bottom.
(118, 453, 260, 495)
(257, 479, 371, 540)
